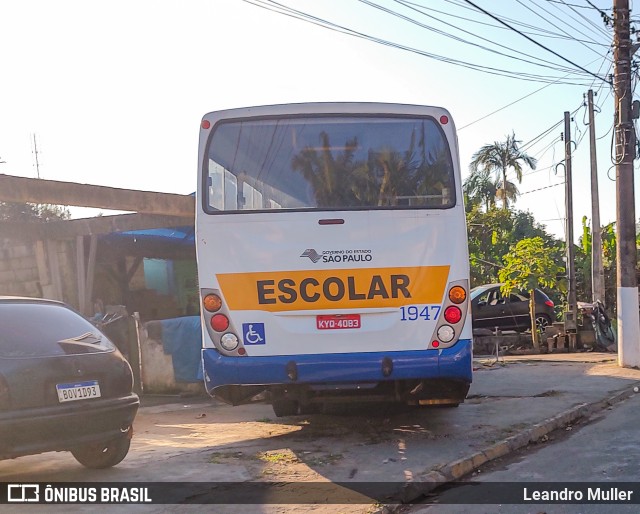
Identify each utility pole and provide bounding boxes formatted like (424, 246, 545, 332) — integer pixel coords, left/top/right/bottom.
(32, 134, 41, 179)
(613, 0, 640, 367)
(587, 90, 605, 304)
(564, 111, 578, 349)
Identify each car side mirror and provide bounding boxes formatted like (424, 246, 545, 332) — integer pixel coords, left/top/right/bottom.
(477, 300, 487, 307)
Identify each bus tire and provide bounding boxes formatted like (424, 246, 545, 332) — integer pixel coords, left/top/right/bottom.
(299, 402, 320, 415)
(272, 399, 299, 417)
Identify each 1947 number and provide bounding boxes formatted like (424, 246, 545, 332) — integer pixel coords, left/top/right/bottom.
(400, 305, 441, 321)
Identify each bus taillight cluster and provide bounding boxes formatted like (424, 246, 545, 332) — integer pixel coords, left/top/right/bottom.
(202, 292, 245, 356)
(429, 281, 469, 350)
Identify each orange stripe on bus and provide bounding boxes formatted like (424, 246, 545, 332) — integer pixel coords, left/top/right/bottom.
(216, 266, 450, 312)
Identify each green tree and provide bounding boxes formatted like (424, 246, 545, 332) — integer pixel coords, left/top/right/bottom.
(463, 168, 497, 211)
(0, 202, 70, 222)
(469, 132, 537, 210)
(576, 217, 618, 313)
(498, 237, 565, 349)
(466, 206, 565, 294)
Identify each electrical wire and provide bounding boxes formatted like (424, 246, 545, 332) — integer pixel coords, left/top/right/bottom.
(547, 0, 612, 40)
(547, 0, 608, 9)
(459, 53, 611, 132)
(401, 0, 610, 46)
(520, 181, 566, 195)
(243, 0, 601, 85)
(364, 0, 588, 74)
(517, 0, 608, 54)
(460, 0, 609, 83)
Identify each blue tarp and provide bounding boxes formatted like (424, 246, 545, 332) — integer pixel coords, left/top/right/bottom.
(102, 226, 195, 247)
(158, 316, 202, 382)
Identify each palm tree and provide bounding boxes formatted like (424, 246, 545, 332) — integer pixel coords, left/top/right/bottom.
(463, 168, 497, 211)
(469, 132, 537, 210)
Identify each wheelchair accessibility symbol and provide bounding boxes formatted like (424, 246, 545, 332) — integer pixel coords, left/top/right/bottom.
(242, 323, 266, 345)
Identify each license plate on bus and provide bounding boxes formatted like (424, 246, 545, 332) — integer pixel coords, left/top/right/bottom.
(317, 314, 361, 330)
(56, 380, 101, 403)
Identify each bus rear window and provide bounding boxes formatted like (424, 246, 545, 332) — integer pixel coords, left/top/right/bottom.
(204, 115, 456, 212)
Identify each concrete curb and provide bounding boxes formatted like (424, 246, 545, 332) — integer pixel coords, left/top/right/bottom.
(379, 383, 640, 509)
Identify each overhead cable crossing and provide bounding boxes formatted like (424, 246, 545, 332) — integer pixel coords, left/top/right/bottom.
(361, 0, 588, 74)
(461, 0, 609, 83)
(244, 0, 605, 85)
(400, 0, 609, 45)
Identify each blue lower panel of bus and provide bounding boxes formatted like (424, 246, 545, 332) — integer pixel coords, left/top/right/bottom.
(202, 339, 472, 391)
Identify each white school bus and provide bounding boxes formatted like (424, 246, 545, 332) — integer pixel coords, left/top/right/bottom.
(196, 103, 472, 416)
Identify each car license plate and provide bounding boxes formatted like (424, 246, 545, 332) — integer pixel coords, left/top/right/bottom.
(56, 380, 101, 403)
(317, 314, 361, 330)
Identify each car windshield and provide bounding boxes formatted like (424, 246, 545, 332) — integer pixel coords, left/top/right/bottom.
(470, 286, 493, 301)
(0, 302, 115, 357)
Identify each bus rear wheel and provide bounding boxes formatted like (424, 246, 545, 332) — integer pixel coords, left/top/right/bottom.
(272, 399, 299, 417)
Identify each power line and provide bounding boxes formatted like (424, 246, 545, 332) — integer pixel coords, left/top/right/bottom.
(362, 0, 586, 74)
(585, 0, 613, 24)
(520, 182, 565, 194)
(547, 0, 612, 40)
(520, 0, 610, 50)
(521, 118, 565, 152)
(459, 56, 608, 130)
(443, 0, 608, 45)
(460, 0, 608, 83)
(401, 0, 610, 46)
(547, 0, 608, 9)
(243, 0, 599, 85)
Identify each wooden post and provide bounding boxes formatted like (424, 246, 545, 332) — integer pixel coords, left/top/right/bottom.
(85, 235, 98, 315)
(76, 236, 86, 313)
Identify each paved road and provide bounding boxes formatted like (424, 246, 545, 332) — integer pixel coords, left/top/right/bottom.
(409, 391, 640, 514)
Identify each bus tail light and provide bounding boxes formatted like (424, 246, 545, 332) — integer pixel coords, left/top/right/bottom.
(203, 294, 222, 312)
(444, 306, 462, 324)
(220, 333, 239, 351)
(428, 280, 469, 350)
(448, 286, 466, 304)
(437, 325, 455, 343)
(211, 314, 230, 332)
(201, 288, 247, 357)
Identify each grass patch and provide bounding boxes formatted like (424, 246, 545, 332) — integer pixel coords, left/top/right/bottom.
(256, 450, 300, 464)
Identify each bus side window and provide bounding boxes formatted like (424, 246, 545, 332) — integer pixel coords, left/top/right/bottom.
(208, 160, 224, 210)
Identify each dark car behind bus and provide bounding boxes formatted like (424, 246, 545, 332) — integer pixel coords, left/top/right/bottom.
(470, 283, 555, 332)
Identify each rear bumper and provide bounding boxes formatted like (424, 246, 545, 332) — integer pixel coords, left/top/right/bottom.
(202, 339, 472, 392)
(0, 394, 139, 459)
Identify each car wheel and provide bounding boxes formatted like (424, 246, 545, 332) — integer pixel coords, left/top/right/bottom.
(535, 314, 551, 331)
(272, 399, 299, 417)
(71, 429, 132, 469)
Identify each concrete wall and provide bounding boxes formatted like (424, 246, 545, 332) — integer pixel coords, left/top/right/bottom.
(138, 321, 203, 395)
(0, 238, 77, 305)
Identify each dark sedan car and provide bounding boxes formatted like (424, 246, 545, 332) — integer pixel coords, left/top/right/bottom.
(0, 297, 139, 468)
(470, 283, 555, 332)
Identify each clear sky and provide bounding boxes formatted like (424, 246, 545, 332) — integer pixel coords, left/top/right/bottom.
(0, 0, 627, 242)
